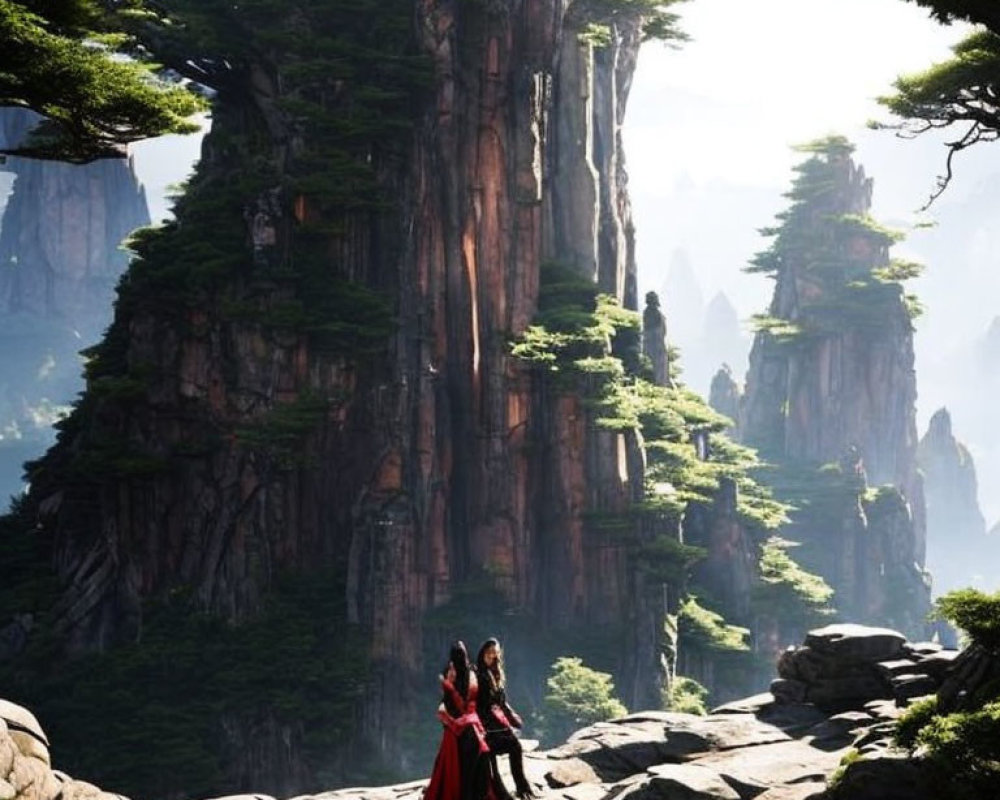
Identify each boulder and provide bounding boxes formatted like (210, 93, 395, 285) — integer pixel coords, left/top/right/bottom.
(804, 625, 906, 663)
(0, 701, 50, 767)
(825, 754, 934, 800)
(804, 675, 891, 709)
(543, 758, 600, 788)
(644, 763, 740, 800)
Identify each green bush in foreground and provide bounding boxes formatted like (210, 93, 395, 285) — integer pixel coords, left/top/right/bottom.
(539, 657, 627, 745)
(890, 589, 1000, 799)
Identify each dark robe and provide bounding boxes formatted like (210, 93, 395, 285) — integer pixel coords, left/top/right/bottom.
(476, 667, 530, 800)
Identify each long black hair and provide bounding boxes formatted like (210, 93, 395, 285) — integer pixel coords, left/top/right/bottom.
(476, 637, 505, 692)
(444, 639, 472, 699)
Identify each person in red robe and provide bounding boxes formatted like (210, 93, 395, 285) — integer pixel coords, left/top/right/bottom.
(425, 641, 491, 800)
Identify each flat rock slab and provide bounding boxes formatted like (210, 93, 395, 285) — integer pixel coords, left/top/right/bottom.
(803, 711, 873, 746)
(641, 764, 740, 800)
(753, 784, 826, 800)
(912, 649, 959, 677)
(804, 625, 906, 663)
(693, 737, 850, 796)
(555, 783, 610, 800)
(710, 694, 774, 715)
(552, 716, 792, 780)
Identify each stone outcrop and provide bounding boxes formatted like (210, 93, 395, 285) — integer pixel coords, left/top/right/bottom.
(2, 623, 967, 800)
(771, 623, 955, 710)
(738, 140, 929, 637)
(917, 407, 998, 596)
(0, 109, 150, 501)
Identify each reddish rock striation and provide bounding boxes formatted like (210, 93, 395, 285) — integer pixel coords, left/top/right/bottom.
(18, 0, 658, 776)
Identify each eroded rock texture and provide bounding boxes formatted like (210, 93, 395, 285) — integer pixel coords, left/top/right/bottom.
(738, 145, 929, 636)
(13, 1, 659, 785)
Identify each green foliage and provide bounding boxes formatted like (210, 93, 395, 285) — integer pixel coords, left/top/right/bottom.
(745, 135, 923, 347)
(540, 657, 627, 745)
(894, 695, 939, 749)
(833, 213, 905, 246)
(0, 569, 370, 799)
(575, 0, 690, 44)
(907, 701, 1000, 798)
(827, 748, 863, 790)
(889, 592, 1000, 797)
(0, 0, 203, 161)
(748, 314, 803, 343)
(578, 22, 613, 48)
(0, 495, 60, 621)
(235, 391, 330, 468)
(754, 537, 835, 624)
(678, 596, 750, 652)
(932, 589, 1000, 651)
(875, 27, 1000, 205)
(872, 258, 925, 283)
(901, 0, 1000, 30)
(663, 675, 708, 715)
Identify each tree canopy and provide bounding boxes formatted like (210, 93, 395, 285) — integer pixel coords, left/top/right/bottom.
(0, 0, 202, 161)
(877, 2, 1000, 204)
(903, 0, 1000, 32)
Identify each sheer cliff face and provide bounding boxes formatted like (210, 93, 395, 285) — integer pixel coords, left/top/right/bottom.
(27, 0, 647, 759)
(354, 1, 645, 666)
(739, 145, 929, 634)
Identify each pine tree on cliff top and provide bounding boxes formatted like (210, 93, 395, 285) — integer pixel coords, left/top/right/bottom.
(746, 134, 922, 343)
(0, 0, 202, 161)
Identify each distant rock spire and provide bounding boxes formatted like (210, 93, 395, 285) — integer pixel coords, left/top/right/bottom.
(708, 364, 740, 430)
(918, 407, 995, 596)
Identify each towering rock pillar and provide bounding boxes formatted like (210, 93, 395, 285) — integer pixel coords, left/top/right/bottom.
(740, 137, 929, 634)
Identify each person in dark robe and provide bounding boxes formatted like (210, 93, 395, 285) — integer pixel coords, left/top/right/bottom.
(475, 638, 534, 800)
(425, 641, 491, 800)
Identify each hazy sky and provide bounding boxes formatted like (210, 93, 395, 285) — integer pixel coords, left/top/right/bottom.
(622, 0, 1000, 525)
(624, 0, 975, 310)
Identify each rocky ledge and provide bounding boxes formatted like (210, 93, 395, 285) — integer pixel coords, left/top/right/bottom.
(0, 625, 966, 800)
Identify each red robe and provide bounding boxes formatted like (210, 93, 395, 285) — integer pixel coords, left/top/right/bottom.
(424, 675, 489, 800)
